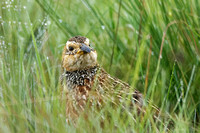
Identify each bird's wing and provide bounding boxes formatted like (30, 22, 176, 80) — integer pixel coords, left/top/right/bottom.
(92, 68, 144, 108)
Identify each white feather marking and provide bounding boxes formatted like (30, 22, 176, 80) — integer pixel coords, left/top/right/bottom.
(84, 38, 90, 45)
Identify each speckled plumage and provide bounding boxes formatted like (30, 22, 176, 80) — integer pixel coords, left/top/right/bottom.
(61, 36, 144, 123)
(61, 66, 98, 88)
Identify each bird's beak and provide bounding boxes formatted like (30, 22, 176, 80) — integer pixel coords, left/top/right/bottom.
(78, 43, 91, 54)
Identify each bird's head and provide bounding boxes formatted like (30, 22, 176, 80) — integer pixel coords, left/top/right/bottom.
(62, 36, 98, 72)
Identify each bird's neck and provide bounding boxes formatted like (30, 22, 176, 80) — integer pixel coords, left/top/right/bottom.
(63, 65, 99, 87)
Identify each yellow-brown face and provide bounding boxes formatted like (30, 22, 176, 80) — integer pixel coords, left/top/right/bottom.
(62, 36, 98, 72)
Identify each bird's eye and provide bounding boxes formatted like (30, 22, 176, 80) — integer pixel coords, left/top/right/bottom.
(89, 44, 91, 47)
(69, 46, 74, 51)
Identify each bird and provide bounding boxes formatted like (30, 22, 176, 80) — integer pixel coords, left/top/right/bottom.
(60, 36, 144, 124)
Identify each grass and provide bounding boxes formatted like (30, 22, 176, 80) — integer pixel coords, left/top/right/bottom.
(0, 0, 200, 132)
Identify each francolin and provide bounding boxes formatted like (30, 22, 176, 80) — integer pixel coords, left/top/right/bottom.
(61, 36, 144, 123)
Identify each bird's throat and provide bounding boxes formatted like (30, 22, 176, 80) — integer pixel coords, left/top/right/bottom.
(62, 66, 99, 89)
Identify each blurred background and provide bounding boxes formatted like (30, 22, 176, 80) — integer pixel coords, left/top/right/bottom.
(0, 0, 200, 132)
